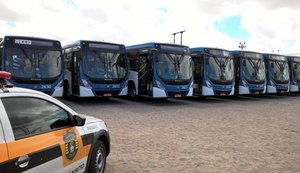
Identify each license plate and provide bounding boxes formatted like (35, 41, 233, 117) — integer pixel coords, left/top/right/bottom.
(104, 93, 112, 97)
(220, 93, 226, 96)
(281, 91, 285, 94)
(174, 94, 182, 98)
(255, 91, 259, 95)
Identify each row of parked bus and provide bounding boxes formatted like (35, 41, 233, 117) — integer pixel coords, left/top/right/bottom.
(0, 35, 299, 99)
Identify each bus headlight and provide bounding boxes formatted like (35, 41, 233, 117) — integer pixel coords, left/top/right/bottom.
(81, 79, 92, 89)
(205, 80, 212, 88)
(155, 80, 165, 90)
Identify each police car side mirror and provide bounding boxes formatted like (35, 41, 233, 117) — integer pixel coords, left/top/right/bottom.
(73, 115, 86, 126)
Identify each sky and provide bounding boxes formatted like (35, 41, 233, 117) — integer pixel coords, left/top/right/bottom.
(0, 0, 299, 55)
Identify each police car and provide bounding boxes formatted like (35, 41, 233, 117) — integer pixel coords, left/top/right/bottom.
(0, 71, 110, 173)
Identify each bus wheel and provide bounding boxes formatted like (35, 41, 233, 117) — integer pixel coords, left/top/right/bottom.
(88, 141, 107, 173)
(129, 87, 138, 101)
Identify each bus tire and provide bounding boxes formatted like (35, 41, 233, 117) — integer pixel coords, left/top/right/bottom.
(63, 81, 69, 99)
(129, 87, 139, 101)
(88, 140, 107, 173)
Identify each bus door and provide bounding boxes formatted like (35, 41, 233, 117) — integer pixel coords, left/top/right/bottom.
(192, 55, 203, 95)
(233, 56, 240, 95)
(138, 53, 151, 96)
(72, 52, 80, 95)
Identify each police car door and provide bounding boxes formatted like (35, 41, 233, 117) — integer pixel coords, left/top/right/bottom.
(1, 96, 88, 173)
(0, 121, 10, 172)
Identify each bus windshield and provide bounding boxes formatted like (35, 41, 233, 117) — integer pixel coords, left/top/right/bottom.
(243, 58, 265, 83)
(270, 60, 289, 82)
(292, 62, 300, 82)
(82, 50, 127, 79)
(5, 47, 62, 79)
(156, 53, 192, 81)
(206, 56, 234, 83)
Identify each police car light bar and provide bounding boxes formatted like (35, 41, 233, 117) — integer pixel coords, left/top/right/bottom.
(0, 71, 11, 79)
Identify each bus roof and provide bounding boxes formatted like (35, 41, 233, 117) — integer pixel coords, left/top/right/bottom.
(262, 53, 288, 61)
(191, 47, 232, 57)
(231, 50, 263, 59)
(231, 50, 261, 55)
(126, 42, 189, 53)
(1, 35, 61, 48)
(286, 56, 300, 62)
(190, 47, 230, 53)
(62, 40, 125, 50)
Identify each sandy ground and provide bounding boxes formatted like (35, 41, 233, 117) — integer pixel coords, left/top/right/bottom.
(61, 94, 300, 173)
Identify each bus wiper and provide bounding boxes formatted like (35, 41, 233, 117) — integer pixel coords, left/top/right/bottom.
(93, 50, 109, 75)
(19, 47, 31, 61)
(108, 53, 118, 70)
(166, 53, 179, 78)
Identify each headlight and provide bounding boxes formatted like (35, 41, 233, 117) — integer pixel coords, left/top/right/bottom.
(205, 80, 212, 88)
(82, 79, 92, 88)
(155, 80, 165, 90)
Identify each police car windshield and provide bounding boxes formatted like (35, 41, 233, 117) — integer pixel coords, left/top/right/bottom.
(5, 47, 62, 79)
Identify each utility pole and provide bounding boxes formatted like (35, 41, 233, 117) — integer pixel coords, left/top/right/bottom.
(272, 50, 281, 54)
(171, 30, 186, 44)
(171, 33, 176, 44)
(239, 42, 246, 50)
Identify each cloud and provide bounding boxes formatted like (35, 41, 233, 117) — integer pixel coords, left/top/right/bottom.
(0, 1, 30, 21)
(0, 0, 299, 55)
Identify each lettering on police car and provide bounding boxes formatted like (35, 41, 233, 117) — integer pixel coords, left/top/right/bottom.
(86, 125, 98, 131)
(63, 131, 79, 160)
(70, 163, 85, 173)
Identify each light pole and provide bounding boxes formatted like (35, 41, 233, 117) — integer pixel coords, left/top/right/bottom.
(239, 42, 246, 50)
(171, 30, 186, 44)
(272, 50, 281, 54)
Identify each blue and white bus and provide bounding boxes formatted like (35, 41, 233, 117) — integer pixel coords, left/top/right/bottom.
(0, 36, 63, 97)
(126, 42, 193, 99)
(287, 56, 300, 92)
(231, 50, 266, 95)
(191, 47, 235, 96)
(62, 40, 128, 98)
(263, 53, 290, 94)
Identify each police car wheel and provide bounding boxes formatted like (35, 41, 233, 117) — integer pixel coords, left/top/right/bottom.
(89, 141, 106, 173)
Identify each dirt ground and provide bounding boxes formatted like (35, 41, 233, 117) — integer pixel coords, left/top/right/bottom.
(61, 94, 300, 173)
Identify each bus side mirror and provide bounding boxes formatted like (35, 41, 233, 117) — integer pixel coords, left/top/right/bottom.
(242, 60, 246, 66)
(271, 62, 274, 68)
(294, 64, 298, 69)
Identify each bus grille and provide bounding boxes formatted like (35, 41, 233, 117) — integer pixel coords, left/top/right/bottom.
(167, 91, 189, 97)
(214, 90, 231, 96)
(94, 90, 120, 97)
(249, 89, 264, 95)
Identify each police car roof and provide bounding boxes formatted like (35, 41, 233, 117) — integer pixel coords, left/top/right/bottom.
(0, 86, 49, 96)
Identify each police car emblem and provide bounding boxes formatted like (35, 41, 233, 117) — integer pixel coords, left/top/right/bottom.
(64, 131, 79, 160)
